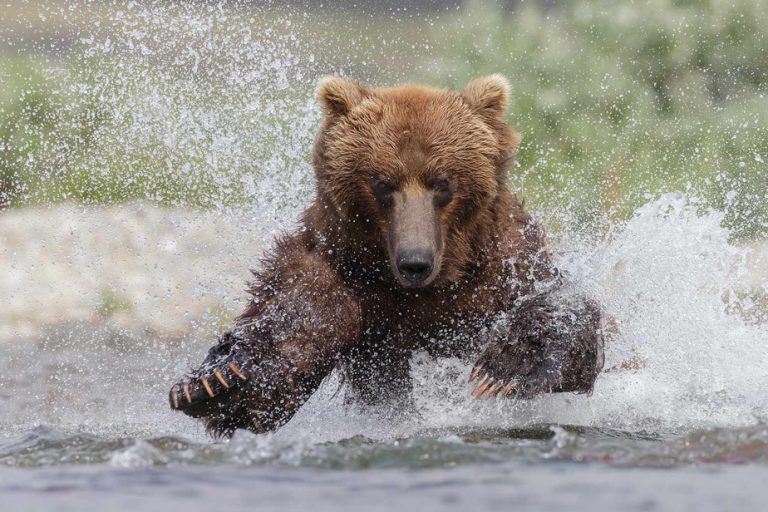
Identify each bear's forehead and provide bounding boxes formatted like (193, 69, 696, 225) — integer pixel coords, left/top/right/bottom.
(346, 89, 498, 172)
(378, 88, 473, 131)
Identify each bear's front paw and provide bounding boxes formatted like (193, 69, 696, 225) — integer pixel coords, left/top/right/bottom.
(468, 334, 563, 400)
(168, 335, 316, 436)
(468, 294, 603, 400)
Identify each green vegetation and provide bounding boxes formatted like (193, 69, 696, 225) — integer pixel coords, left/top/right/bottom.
(1, 0, 767, 238)
(0, 56, 89, 207)
(94, 289, 134, 319)
(413, 0, 768, 238)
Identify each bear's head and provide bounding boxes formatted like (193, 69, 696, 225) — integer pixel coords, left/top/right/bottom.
(313, 75, 520, 288)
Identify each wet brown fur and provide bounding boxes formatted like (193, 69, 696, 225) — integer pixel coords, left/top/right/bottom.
(171, 75, 604, 437)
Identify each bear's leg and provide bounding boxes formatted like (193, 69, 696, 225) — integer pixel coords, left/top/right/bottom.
(468, 293, 604, 399)
(169, 235, 362, 437)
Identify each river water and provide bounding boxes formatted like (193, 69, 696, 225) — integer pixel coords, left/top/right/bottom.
(2, 438, 768, 512)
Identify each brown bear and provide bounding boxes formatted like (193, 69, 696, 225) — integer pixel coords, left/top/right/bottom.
(169, 75, 605, 437)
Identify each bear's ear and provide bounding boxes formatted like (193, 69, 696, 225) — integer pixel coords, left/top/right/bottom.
(316, 76, 369, 117)
(461, 74, 510, 116)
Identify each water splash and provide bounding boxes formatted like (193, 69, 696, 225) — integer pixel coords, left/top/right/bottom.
(534, 193, 767, 431)
(566, 193, 768, 431)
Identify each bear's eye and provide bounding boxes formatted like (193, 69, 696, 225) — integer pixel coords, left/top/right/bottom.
(371, 176, 395, 207)
(431, 176, 453, 208)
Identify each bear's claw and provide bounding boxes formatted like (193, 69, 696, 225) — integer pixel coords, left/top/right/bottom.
(468, 367, 519, 399)
(169, 354, 250, 413)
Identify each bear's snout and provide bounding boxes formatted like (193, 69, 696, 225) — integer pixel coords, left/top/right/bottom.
(387, 184, 444, 288)
(396, 249, 434, 286)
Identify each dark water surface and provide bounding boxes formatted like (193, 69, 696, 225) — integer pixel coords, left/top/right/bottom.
(3, 462, 767, 512)
(2, 424, 768, 511)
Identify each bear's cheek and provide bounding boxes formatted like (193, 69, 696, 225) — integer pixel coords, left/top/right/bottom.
(319, 167, 371, 215)
(444, 189, 493, 229)
(340, 184, 392, 245)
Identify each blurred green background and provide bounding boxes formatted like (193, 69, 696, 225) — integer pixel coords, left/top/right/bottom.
(1, 0, 766, 238)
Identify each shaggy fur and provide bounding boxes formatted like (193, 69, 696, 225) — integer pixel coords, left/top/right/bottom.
(169, 75, 605, 437)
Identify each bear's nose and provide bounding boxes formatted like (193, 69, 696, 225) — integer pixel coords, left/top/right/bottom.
(397, 249, 434, 285)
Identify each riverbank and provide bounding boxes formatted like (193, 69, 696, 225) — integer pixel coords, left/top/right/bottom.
(1, 204, 265, 345)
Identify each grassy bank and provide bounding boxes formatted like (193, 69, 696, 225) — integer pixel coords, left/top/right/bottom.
(1, 0, 766, 237)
